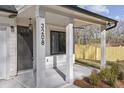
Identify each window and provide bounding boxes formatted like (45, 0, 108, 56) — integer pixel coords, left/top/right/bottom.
(50, 31, 66, 55)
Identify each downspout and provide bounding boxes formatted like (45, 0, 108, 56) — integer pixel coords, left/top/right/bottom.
(106, 21, 118, 31)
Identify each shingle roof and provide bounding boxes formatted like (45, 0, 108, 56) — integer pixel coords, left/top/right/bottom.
(0, 5, 17, 13)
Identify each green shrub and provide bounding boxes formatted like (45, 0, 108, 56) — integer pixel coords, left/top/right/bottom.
(98, 66, 118, 87)
(111, 63, 124, 80)
(89, 70, 100, 86)
(111, 64, 120, 75)
(118, 71, 124, 80)
(115, 63, 124, 80)
(99, 67, 111, 81)
(108, 68, 118, 87)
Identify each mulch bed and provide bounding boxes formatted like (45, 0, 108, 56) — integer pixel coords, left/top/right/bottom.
(115, 80, 124, 88)
(74, 78, 93, 88)
(74, 78, 124, 88)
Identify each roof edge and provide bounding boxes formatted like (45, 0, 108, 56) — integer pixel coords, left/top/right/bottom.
(0, 5, 18, 14)
(61, 5, 118, 23)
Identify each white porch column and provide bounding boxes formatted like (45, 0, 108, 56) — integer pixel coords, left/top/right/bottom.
(66, 19, 74, 83)
(100, 25, 106, 69)
(35, 6, 46, 87)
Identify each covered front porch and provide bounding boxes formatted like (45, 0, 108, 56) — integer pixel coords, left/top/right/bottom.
(15, 5, 117, 87)
(0, 64, 96, 88)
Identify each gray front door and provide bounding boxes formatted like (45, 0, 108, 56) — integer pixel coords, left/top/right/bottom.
(17, 26, 33, 71)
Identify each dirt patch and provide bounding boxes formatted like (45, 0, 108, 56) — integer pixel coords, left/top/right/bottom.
(74, 79, 124, 88)
(115, 80, 124, 88)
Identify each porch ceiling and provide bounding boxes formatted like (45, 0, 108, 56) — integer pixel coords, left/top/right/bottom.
(17, 5, 117, 26)
(17, 6, 97, 27)
(46, 11, 96, 27)
(44, 5, 111, 25)
(17, 6, 35, 19)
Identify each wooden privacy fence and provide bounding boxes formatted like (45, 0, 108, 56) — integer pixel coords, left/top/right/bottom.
(75, 44, 124, 61)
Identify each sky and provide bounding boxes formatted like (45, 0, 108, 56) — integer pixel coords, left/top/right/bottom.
(78, 5, 124, 21)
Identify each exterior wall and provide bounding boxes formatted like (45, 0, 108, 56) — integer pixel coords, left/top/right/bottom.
(0, 14, 75, 79)
(0, 16, 17, 79)
(16, 18, 30, 27)
(45, 54, 75, 68)
(17, 17, 75, 69)
(45, 23, 75, 68)
(45, 24, 66, 68)
(0, 26, 7, 79)
(0, 17, 15, 25)
(16, 16, 75, 70)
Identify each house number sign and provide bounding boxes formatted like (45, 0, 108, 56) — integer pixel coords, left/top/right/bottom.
(41, 23, 45, 45)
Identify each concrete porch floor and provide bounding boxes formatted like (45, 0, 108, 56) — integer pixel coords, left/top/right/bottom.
(0, 64, 97, 88)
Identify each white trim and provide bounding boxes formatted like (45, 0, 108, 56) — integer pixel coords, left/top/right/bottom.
(17, 5, 33, 14)
(66, 22, 74, 83)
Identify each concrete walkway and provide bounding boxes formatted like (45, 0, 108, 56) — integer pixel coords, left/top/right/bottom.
(0, 64, 97, 88)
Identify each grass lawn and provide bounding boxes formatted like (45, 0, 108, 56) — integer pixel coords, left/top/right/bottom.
(76, 59, 124, 69)
(76, 59, 101, 69)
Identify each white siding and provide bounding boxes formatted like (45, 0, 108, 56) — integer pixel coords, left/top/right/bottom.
(0, 17, 15, 26)
(0, 26, 7, 79)
(0, 25, 17, 79)
(0, 17, 17, 79)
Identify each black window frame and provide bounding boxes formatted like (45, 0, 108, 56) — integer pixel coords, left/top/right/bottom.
(50, 30, 66, 55)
